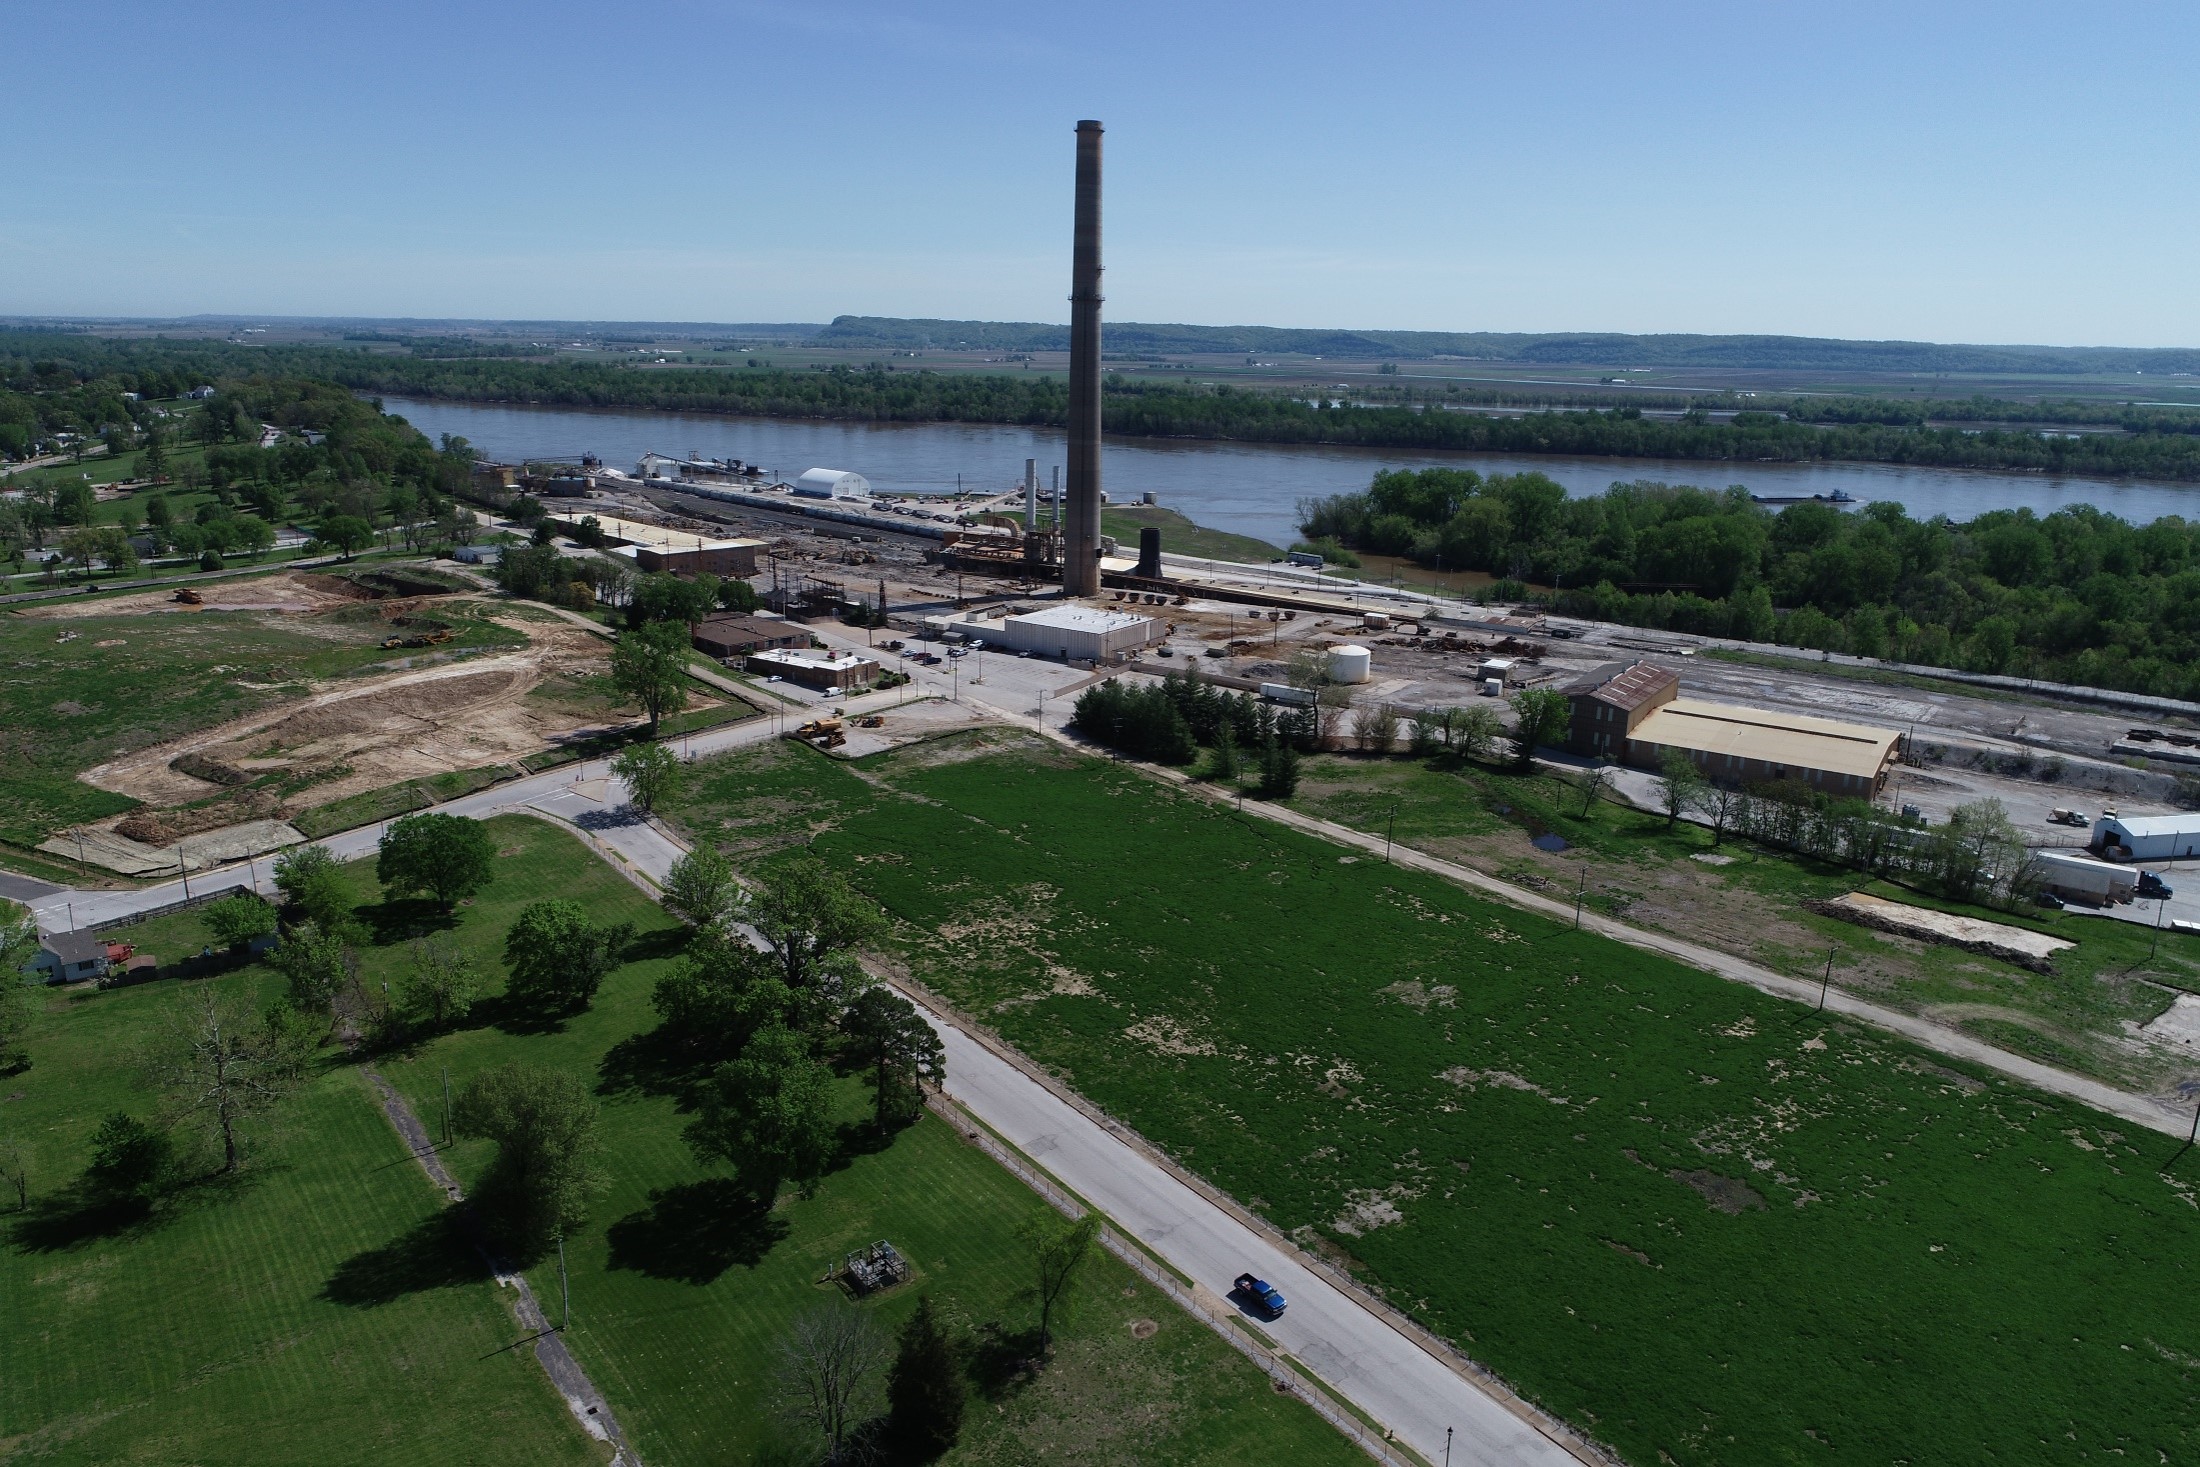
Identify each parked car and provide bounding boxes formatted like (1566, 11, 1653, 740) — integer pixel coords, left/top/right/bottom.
(1232, 1273, 1286, 1319)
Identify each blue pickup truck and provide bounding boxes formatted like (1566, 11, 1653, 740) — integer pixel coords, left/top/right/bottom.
(1233, 1272, 1287, 1319)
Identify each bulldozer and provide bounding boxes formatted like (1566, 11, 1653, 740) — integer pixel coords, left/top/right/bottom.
(789, 716, 846, 749)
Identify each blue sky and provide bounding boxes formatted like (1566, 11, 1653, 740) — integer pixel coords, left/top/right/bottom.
(7, 1, 2195, 345)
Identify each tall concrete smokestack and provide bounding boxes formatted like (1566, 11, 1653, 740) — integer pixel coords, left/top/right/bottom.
(1025, 457, 1038, 530)
(1063, 119, 1105, 597)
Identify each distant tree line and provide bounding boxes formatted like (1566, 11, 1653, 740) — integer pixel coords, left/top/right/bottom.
(14, 333, 2200, 480)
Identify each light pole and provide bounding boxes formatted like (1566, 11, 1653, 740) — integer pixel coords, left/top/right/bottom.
(1818, 945, 1838, 1012)
(1573, 865, 1586, 929)
(1445, 1427, 1453, 1467)
(1386, 806, 1396, 864)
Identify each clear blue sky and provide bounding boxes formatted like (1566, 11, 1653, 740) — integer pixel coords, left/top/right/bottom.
(9, 1, 2196, 345)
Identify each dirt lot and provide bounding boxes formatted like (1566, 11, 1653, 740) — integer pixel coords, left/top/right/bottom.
(79, 609, 660, 818)
(17, 570, 377, 619)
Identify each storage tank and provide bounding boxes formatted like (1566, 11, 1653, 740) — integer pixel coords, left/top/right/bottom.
(1328, 644, 1372, 684)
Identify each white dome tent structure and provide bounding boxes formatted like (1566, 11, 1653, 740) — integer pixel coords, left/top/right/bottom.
(793, 467, 870, 499)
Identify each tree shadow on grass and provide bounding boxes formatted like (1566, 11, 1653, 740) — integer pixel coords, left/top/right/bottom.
(8, 1189, 159, 1253)
(604, 1177, 787, 1284)
(597, 1023, 715, 1104)
(963, 1320, 1047, 1400)
(478, 991, 575, 1038)
(357, 896, 459, 948)
(622, 925, 692, 964)
(8, 1166, 264, 1254)
(323, 1209, 489, 1307)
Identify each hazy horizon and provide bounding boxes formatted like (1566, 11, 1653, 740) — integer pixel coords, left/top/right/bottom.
(11, 2, 2198, 348)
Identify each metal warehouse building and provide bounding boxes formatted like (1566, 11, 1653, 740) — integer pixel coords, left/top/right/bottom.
(2091, 813, 2200, 862)
(952, 605, 1161, 662)
(1565, 660, 1903, 798)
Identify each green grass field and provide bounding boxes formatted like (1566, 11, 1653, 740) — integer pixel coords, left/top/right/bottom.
(0, 967, 599, 1465)
(0, 597, 527, 845)
(1278, 750, 2200, 1091)
(668, 737, 2200, 1466)
(1101, 504, 1280, 564)
(261, 814, 1361, 1467)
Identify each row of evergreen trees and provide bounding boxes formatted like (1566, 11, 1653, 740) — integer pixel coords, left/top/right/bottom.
(1069, 675, 1304, 797)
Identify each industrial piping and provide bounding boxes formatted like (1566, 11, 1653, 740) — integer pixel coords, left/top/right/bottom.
(1063, 119, 1105, 597)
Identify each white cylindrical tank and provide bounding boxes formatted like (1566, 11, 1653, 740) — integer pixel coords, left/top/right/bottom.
(1328, 643, 1372, 684)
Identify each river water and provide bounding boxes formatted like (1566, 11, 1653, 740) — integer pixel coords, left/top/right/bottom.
(379, 396, 2200, 549)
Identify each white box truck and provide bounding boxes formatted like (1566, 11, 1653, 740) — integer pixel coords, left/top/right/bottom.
(2033, 850, 2140, 907)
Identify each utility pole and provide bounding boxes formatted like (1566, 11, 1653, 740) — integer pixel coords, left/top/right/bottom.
(1386, 806, 1396, 864)
(2151, 889, 2168, 961)
(557, 1231, 570, 1331)
(1818, 945, 1838, 1012)
(1573, 865, 1586, 929)
(177, 846, 191, 899)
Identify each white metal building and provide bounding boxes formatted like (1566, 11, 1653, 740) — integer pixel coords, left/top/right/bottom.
(794, 467, 871, 500)
(2091, 813, 2200, 862)
(950, 606, 1157, 661)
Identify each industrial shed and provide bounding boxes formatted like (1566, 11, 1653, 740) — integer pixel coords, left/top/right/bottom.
(550, 512, 763, 577)
(1563, 660, 1901, 797)
(1627, 699, 1903, 797)
(970, 605, 1160, 662)
(1565, 661, 1680, 758)
(692, 614, 806, 662)
(2091, 813, 2200, 862)
(794, 468, 871, 500)
(748, 648, 879, 691)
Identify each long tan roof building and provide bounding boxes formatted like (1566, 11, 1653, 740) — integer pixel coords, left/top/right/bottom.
(1564, 660, 1902, 797)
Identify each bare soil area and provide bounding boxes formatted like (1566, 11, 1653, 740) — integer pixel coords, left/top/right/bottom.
(76, 602, 657, 819)
(17, 571, 376, 619)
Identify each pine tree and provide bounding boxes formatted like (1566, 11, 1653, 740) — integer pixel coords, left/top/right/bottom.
(886, 1294, 965, 1457)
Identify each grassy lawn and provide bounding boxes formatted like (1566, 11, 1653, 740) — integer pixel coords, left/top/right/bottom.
(1102, 504, 1280, 564)
(0, 597, 527, 847)
(1278, 751, 2200, 1092)
(0, 968, 599, 1465)
(276, 814, 1360, 1467)
(667, 737, 2200, 1467)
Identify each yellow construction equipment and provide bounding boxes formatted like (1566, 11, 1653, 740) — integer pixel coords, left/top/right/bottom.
(789, 716, 847, 749)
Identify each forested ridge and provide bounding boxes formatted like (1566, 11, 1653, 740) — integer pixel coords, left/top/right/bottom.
(1304, 468, 2200, 699)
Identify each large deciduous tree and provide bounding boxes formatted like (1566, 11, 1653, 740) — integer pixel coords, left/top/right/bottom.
(376, 813, 497, 911)
(612, 620, 691, 736)
(1020, 1212, 1098, 1358)
(744, 854, 884, 993)
(612, 740, 683, 816)
(1506, 687, 1571, 769)
(452, 1062, 601, 1253)
(150, 984, 313, 1174)
(686, 1023, 835, 1201)
(503, 899, 631, 1015)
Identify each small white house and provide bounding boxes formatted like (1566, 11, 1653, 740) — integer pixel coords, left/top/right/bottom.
(26, 930, 111, 984)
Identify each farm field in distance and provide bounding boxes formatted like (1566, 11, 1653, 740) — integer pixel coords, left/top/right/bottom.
(669, 735, 2200, 1466)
